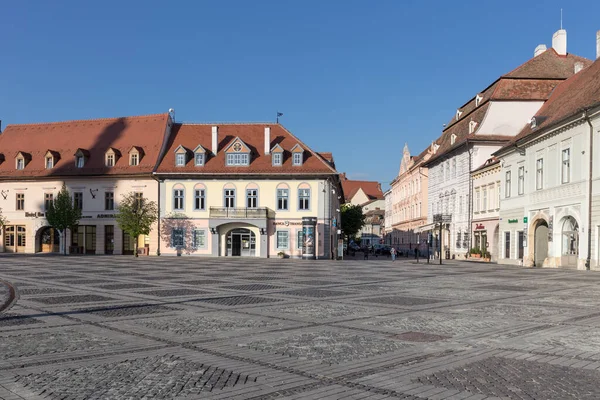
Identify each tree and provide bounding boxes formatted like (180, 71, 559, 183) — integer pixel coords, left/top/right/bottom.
(0, 207, 7, 229)
(46, 184, 82, 255)
(116, 192, 158, 257)
(341, 203, 365, 242)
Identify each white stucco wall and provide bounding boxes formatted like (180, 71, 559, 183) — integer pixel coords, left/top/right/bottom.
(477, 101, 544, 136)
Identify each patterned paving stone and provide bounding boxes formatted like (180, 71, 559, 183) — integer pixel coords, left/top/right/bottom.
(135, 288, 208, 297)
(196, 296, 283, 306)
(416, 356, 600, 399)
(476, 284, 533, 291)
(79, 304, 179, 318)
(281, 288, 355, 298)
(174, 279, 226, 285)
(447, 303, 576, 321)
(358, 295, 444, 306)
(28, 294, 115, 304)
(292, 280, 347, 286)
(389, 331, 451, 342)
(0, 313, 42, 328)
(59, 279, 113, 285)
(243, 276, 288, 281)
(240, 330, 410, 364)
(253, 302, 387, 320)
(97, 283, 157, 290)
(222, 284, 286, 291)
(0, 329, 122, 359)
(13, 354, 256, 398)
(17, 287, 69, 296)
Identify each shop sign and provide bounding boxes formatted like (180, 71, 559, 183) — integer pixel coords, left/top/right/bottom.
(508, 219, 519, 224)
(523, 217, 528, 223)
(97, 214, 116, 219)
(272, 220, 302, 226)
(25, 212, 45, 218)
(475, 223, 485, 230)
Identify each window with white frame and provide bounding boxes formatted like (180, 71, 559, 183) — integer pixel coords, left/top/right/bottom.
(226, 153, 249, 166)
(292, 152, 303, 166)
(561, 149, 570, 184)
(297, 231, 304, 249)
(246, 189, 258, 208)
(194, 189, 205, 210)
(488, 185, 495, 210)
(76, 156, 84, 168)
(176, 153, 185, 167)
(298, 188, 310, 210)
(130, 153, 139, 166)
(46, 157, 53, 169)
(195, 153, 205, 166)
(16, 158, 24, 170)
(105, 191, 114, 210)
(459, 196, 463, 214)
(536, 158, 544, 190)
(482, 188, 487, 212)
(505, 171, 511, 198)
(73, 192, 83, 210)
(171, 228, 184, 247)
(452, 158, 456, 177)
(277, 188, 289, 210)
(518, 166, 525, 195)
(224, 189, 236, 208)
(173, 189, 184, 210)
(106, 153, 114, 167)
(276, 231, 289, 249)
(475, 190, 480, 212)
(272, 153, 282, 166)
(192, 229, 206, 249)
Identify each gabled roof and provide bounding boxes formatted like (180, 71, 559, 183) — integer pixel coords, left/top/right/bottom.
(0, 113, 171, 178)
(271, 144, 284, 153)
(193, 144, 207, 153)
(174, 145, 189, 154)
(499, 57, 600, 151)
(223, 137, 251, 153)
(156, 123, 337, 175)
(291, 143, 305, 153)
(503, 48, 592, 79)
(340, 174, 384, 201)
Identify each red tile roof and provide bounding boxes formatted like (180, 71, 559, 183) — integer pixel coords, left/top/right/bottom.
(0, 113, 171, 179)
(340, 174, 384, 202)
(502, 48, 592, 79)
(155, 123, 338, 175)
(509, 58, 600, 145)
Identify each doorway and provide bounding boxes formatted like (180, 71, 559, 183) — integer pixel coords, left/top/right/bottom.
(534, 220, 549, 267)
(39, 227, 59, 253)
(123, 231, 135, 255)
(561, 217, 578, 268)
(226, 228, 256, 256)
(105, 225, 114, 255)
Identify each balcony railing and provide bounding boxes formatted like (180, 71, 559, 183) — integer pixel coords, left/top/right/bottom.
(210, 207, 268, 219)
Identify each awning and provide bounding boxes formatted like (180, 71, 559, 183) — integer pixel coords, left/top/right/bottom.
(415, 223, 436, 233)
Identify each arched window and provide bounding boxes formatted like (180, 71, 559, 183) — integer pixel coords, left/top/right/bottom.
(562, 217, 579, 256)
(276, 183, 290, 211)
(172, 184, 185, 211)
(193, 183, 206, 210)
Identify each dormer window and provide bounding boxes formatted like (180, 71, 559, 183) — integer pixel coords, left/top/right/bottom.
(46, 156, 53, 169)
(104, 148, 120, 167)
(271, 144, 284, 166)
(450, 134, 457, 145)
(290, 144, 304, 166)
(15, 151, 31, 170)
(456, 109, 463, 120)
(17, 158, 24, 170)
(76, 156, 84, 168)
(475, 94, 483, 107)
(176, 153, 186, 166)
(224, 138, 251, 166)
(106, 154, 115, 167)
(128, 146, 143, 166)
(74, 149, 89, 168)
(530, 117, 537, 129)
(272, 153, 282, 166)
(469, 121, 478, 134)
(44, 150, 59, 169)
(193, 145, 206, 167)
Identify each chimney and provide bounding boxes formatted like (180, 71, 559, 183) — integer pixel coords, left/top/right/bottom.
(534, 44, 547, 57)
(552, 29, 567, 55)
(264, 127, 271, 155)
(211, 126, 218, 155)
(574, 61, 585, 74)
(596, 30, 600, 60)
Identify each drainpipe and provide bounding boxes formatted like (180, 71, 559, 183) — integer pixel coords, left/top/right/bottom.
(584, 110, 594, 270)
(152, 173, 161, 256)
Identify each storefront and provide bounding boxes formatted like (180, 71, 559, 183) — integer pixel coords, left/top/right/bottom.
(471, 219, 499, 261)
(3, 225, 27, 253)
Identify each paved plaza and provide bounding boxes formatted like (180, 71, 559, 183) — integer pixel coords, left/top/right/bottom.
(2, 256, 600, 399)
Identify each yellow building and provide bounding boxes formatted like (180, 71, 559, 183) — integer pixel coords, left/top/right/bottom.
(155, 123, 343, 258)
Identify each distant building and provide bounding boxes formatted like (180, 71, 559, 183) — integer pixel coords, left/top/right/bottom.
(340, 174, 385, 245)
(470, 157, 501, 261)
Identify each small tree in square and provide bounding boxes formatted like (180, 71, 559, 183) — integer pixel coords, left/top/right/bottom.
(341, 203, 365, 243)
(46, 184, 82, 255)
(116, 192, 158, 257)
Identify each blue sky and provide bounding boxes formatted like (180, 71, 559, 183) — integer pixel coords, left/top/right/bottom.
(2, 1, 600, 187)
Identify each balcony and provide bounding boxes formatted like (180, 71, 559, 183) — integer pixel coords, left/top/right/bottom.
(210, 207, 269, 219)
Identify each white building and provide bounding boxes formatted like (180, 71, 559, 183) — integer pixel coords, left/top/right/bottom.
(471, 158, 501, 261)
(422, 29, 591, 260)
(495, 40, 600, 269)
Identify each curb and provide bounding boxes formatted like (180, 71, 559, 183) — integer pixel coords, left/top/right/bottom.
(0, 279, 18, 313)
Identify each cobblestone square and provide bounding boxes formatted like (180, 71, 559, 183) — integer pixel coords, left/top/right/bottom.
(3, 255, 600, 399)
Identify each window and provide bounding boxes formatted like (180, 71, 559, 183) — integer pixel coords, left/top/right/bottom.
(194, 153, 205, 166)
(106, 154, 114, 167)
(76, 156, 84, 168)
(297, 231, 304, 249)
(277, 188, 289, 210)
(475, 190, 480, 212)
(193, 229, 206, 249)
(505, 171, 511, 198)
(171, 228, 184, 247)
(130, 153, 139, 166)
(46, 157, 53, 169)
(452, 159, 456, 177)
(194, 189, 205, 210)
(105, 192, 114, 210)
(16, 193, 24, 210)
(298, 188, 310, 210)
(451, 134, 456, 145)
(224, 189, 236, 208)
(246, 189, 258, 208)
(536, 158, 544, 190)
(272, 153, 282, 166)
(176, 153, 185, 167)
(562, 149, 570, 184)
(74, 192, 83, 210)
(505, 232, 511, 258)
(459, 196, 463, 214)
(276, 231, 289, 249)
(44, 193, 53, 211)
(456, 232, 462, 248)
(226, 153, 249, 166)
(518, 231, 524, 259)
(482, 188, 487, 212)
(134, 192, 144, 209)
(292, 152, 302, 166)
(518, 166, 525, 195)
(173, 189, 184, 210)
(16, 158, 24, 170)
(469, 120, 477, 134)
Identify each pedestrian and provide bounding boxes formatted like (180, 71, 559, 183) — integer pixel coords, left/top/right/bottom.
(390, 247, 396, 261)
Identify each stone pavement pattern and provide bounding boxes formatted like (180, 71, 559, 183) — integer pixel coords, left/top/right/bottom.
(2, 256, 600, 399)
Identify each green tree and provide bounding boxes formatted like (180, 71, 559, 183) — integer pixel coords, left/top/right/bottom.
(46, 184, 82, 255)
(0, 207, 8, 230)
(116, 192, 158, 257)
(341, 203, 365, 242)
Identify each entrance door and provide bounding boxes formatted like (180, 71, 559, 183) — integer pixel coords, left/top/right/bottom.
(85, 226, 96, 254)
(4, 226, 15, 253)
(231, 234, 242, 256)
(534, 221, 549, 267)
(561, 217, 578, 268)
(123, 232, 135, 255)
(105, 225, 114, 255)
(40, 227, 59, 253)
(16, 226, 26, 252)
(227, 228, 256, 256)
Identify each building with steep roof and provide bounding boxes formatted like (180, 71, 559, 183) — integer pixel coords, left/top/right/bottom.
(0, 113, 174, 254)
(154, 123, 343, 259)
(339, 174, 385, 245)
(421, 28, 591, 260)
(494, 32, 600, 269)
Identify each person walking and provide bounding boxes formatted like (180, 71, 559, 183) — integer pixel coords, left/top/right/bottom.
(390, 247, 396, 261)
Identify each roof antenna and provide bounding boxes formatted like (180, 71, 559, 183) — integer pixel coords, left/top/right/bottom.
(560, 8, 563, 30)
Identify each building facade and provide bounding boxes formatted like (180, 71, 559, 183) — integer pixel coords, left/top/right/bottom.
(154, 123, 342, 259)
(471, 158, 501, 261)
(0, 113, 173, 255)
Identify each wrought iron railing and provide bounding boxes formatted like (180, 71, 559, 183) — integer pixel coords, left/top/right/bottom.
(209, 207, 268, 219)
